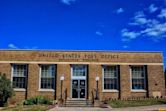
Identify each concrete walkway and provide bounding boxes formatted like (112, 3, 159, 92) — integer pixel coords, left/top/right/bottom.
(49, 107, 111, 111)
(49, 105, 166, 111)
(112, 105, 166, 111)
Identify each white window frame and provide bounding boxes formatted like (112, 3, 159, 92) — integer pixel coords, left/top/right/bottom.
(11, 64, 27, 91)
(130, 65, 147, 92)
(38, 64, 55, 92)
(102, 65, 119, 92)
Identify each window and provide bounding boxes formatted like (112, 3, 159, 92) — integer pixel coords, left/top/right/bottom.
(131, 66, 146, 90)
(103, 66, 118, 90)
(12, 64, 28, 89)
(72, 65, 87, 76)
(40, 65, 55, 90)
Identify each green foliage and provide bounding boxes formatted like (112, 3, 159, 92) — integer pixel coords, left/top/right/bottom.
(0, 73, 14, 107)
(24, 96, 53, 105)
(109, 98, 166, 108)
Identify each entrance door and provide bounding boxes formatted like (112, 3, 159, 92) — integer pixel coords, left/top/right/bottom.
(72, 79, 86, 99)
(71, 65, 87, 99)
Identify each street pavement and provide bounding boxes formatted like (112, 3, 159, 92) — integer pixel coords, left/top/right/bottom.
(49, 105, 166, 111)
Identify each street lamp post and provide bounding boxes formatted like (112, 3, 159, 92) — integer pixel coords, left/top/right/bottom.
(60, 74, 64, 100)
(95, 76, 99, 100)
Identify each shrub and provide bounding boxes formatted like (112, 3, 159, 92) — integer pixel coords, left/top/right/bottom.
(24, 96, 53, 105)
(0, 73, 14, 107)
(24, 98, 35, 105)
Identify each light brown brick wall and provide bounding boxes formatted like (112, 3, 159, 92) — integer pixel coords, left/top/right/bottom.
(0, 63, 11, 79)
(130, 92, 146, 98)
(1, 63, 165, 102)
(0, 63, 26, 102)
(27, 64, 39, 98)
(0, 51, 165, 103)
(101, 92, 119, 100)
(88, 65, 102, 99)
(12, 91, 26, 102)
(147, 65, 165, 97)
(120, 65, 131, 99)
(0, 50, 163, 63)
(56, 64, 71, 99)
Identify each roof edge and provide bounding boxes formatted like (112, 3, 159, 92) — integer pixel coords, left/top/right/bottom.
(0, 49, 163, 53)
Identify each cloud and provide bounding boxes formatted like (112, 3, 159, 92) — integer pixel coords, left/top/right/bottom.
(116, 8, 124, 14)
(122, 20, 166, 41)
(8, 43, 38, 50)
(129, 11, 149, 25)
(123, 45, 128, 48)
(158, 9, 166, 18)
(8, 43, 18, 49)
(121, 7, 166, 42)
(61, 0, 76, 5)
(141, 23, 166, 37)
(95, 31, 103, 36)
(121, 29, 140, 41)
(148, 4, 158, 13)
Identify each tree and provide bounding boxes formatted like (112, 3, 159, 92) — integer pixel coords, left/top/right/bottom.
(0, 73, 14, 106)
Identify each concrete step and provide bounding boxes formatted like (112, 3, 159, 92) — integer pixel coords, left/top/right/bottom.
(65, 102, 92, 105)
(62, 100, 93, 107)
(63, 104, 94, 107)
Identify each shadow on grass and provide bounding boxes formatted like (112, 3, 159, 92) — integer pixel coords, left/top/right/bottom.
(158, 100, 166, 104)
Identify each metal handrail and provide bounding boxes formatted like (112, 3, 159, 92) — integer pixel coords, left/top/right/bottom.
(63, 88, 67, 105)
(91, 89, 95, 105)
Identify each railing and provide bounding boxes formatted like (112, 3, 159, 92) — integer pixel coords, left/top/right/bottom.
(93, 88, 100, 100)
(91, 89, 95, 105)
(63, 88, 67, 106)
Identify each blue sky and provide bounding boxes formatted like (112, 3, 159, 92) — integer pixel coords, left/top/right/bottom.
(0, 0, 166, 67)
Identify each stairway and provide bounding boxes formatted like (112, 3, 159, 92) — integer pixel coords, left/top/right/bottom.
(62, 99, 93, 107)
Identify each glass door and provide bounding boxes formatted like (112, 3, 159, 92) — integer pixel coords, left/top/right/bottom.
(72, 80, 79, 98)
(72, 79, 86, 99)
(79, 80, 86, 98)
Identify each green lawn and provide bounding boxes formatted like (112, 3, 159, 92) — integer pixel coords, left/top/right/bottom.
(109, 98, 166, 108)
(1, 105, 49, 111)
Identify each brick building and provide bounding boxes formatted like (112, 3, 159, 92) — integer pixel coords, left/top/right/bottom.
(0, 50, 165, 102)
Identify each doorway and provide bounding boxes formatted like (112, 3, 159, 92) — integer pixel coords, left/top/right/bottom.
(71, 65, 87, 99)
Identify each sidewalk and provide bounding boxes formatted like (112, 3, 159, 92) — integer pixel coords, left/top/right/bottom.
(49, 105, 166, 111)
(112, 105, 166, 111)
(49, 107, 111, 111)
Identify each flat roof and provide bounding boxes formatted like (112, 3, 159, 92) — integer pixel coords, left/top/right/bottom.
(0, 49, 163, 53)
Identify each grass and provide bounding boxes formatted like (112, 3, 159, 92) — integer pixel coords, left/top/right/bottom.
(1, 104, 49, 111)
(109, 98, 166, 108)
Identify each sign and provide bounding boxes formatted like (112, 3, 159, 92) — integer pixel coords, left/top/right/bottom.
(38, 52, 119, 62)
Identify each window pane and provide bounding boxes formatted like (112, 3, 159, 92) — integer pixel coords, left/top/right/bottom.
(104, 66, 118, 90)
(12, 64, 27, 89)
(40, 65, 55, 89)
(73, 65, 86, 76)
(131, 66, 146, 90)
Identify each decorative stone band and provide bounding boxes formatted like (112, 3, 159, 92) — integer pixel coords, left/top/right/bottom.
(0, 61, 163, 65)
